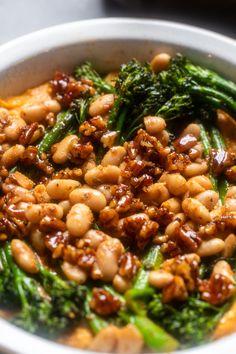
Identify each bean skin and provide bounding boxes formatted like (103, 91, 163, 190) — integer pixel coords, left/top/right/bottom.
(66, 203, 94, 238)
(11, 239, 38, 274)
(69, 187, 107, 212)
(182, 198, 211, 225)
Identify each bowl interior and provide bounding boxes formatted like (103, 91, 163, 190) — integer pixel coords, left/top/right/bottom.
(0, 19, 235, 97)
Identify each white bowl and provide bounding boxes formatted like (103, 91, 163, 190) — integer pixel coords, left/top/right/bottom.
(0, 18, 236, 354)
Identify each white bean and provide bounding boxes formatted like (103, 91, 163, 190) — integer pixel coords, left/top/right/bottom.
(224, 234, 236, 257)
(46, 179, 80, 200)
(69, 187, 107, 212)
(165, 173, 187, 196)
(4, 114, 26, 141)
(11, 239, 38, 274)
(161, 197, 181, 213)
(25, 203, 63, 223)
(58, 200, 72, 216)
(165, 213, 185, 237)
(116, 324, 144, 353)
(195, 190, 219, 210)
(66, 203, 93, 238)
(140, 183, 170, 205)
(144, 116, 166, 135)
(1, 145, 25, 168)
(150, 53, 171, 73)
(2, 183, 35, 203)
(113, 274, 130, 293)
(197, 238, 225, 257)
(182, 198, 211, 225)
(96, 238, 124, 281)
(52, 135, 78, 164)
(61, 262, 87, 284)
(186, 175, 213, 196)
(83, 229, 109, 249)
(84, 165, 120, 186)
(149, 270, 174, 288)
(89, 94, 114, 117)
(181, 123, 200, 139)
(183, 161, 208, 178)
(101, 146, 126, 167)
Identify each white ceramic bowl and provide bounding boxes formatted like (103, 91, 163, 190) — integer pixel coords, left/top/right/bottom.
(0, 18, 236, 354)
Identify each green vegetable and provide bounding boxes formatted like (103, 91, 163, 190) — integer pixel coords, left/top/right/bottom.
(125, 245, 163, 315)
(210, 126, 229, 203)
(74, 62, 114, 93)
(38, 97, 91, 155)
(0, 243, 86, 335)
(148, 294, 226, 347)
(120, 311, 179, 352)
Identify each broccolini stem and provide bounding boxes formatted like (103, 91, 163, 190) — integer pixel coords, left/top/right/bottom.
(125, 245, 163, 315)
(199, 123, 218, 191)
(119, 312, 179, 351)
(184, 61, 236, 98)
(84, 292, 108, 334)
(210, 127, 229, 203)
(74, 62, 114, 93)
(38, 111, 73, 154)
(4, 244, 29, 314)
(134, 245, 163, 289)
(190, 85, 236, 115)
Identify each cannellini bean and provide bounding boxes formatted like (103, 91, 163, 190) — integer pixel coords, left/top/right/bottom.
(4, 114, 26, 141)
(69, 187, 107, 212)
(150, 53, 171, 73)
(226, 186, 236, 199)
(224, 234, 236, 257)
(62, 327, 92, 349)
(225, 198, 236, 212)
(181, 123, 200, 139)
(84, 165, 120, 186)
(83, 229, 109, 249)
(116, 324, 143, 353)
(165, 213, 186, 237)
(113, 274, 131, 293)
(29, 228, 46, 255)
(44, 99, 61, 113)
(2, 183, 36, 203)
(81, 155, 96, 175)
(21, 104, 48, 123)
(161, 197, 181, 213)
(58, 200, 72, 216)
(105, 72, 118, 86)
(165, 173, 187, 196)
(33, 184, 51, 203)
(155, 130, 170, 147)
(89, 325, 119, 352)
(183, 161, 208, 178)
(46, 179, 80, 200)
(97, 184, 113, 203)
(195, 190, 219, 210)
(11, 239, 38, 274)
(52, 135, 78, 164)
(182, 198, 211, 225)
(66, 203, 93, 237)
(61, 262, 87, 284)
(197, 238, 225, 257)
(149, 270, 174, 288)
(89, 94, 114, 117)
(1, 144, 25, 168)
(101, 146, 126, 167)
(96, 238, 124, 281)
(140, 183, 170, 205)
(25, 203, 63, 223)
(186, 175, 213, 196)
(144, 116, 166, 135)
(212, 260, 235, 282)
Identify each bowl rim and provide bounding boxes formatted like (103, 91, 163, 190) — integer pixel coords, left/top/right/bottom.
(0, 17, 235, 354)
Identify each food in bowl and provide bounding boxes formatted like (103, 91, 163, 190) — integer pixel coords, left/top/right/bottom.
(0, 51, 236, 352)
